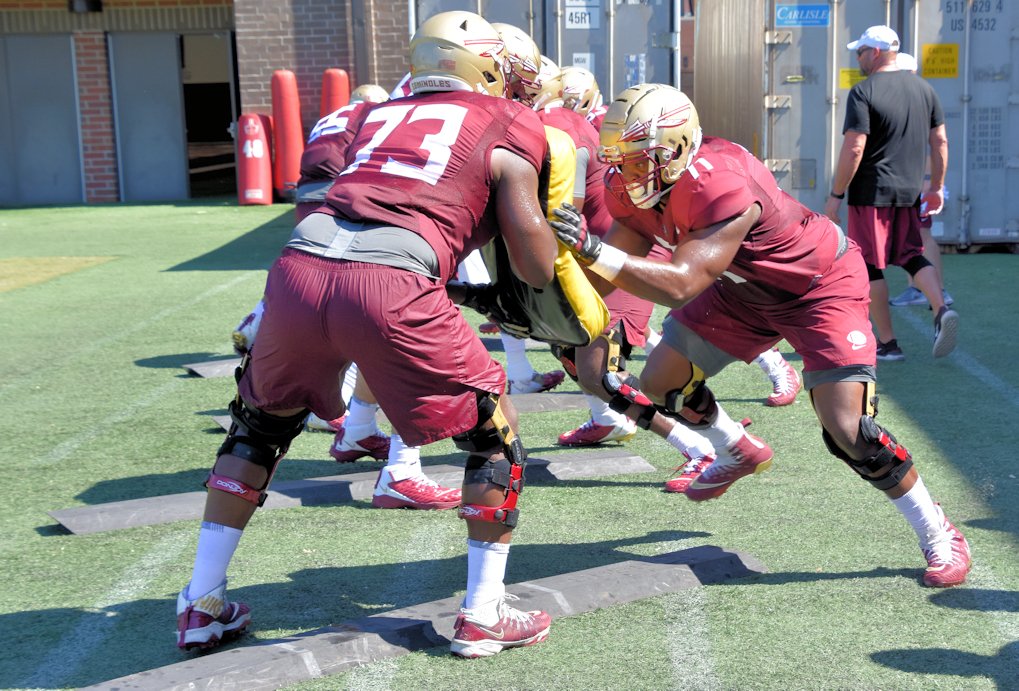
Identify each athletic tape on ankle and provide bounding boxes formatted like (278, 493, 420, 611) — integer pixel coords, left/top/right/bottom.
(589, 244, 626, 281)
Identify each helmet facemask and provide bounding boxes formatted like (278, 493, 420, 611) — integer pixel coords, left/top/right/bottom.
(598, 84, 702, 209)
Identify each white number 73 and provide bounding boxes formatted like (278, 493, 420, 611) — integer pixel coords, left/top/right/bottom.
(340, 103, 469, 186)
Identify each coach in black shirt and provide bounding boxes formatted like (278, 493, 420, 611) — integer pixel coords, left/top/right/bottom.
(824, 25, 957, 362)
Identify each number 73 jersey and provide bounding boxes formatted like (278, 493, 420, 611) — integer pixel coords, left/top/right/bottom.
(322, 91, 548, 283)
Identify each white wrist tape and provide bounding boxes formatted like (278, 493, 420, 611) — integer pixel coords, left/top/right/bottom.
(589, 243, 626, 281)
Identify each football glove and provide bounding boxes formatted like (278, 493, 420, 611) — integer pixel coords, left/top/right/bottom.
(551, 203, 601, 265)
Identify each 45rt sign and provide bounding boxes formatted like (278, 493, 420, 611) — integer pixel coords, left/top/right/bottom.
(566, 0, 601, 30)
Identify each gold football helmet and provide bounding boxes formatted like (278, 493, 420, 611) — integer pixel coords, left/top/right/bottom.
(491, 22, 542, 105)
(349, 84, 390, 104)
(409, 11, 508, 97)
(531, 55, 564, 110)
(598, 84, 701, 209)
(560, 66, 602, 116)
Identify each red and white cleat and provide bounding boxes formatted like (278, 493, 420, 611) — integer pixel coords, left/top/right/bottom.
(330, 427, 390, 462)
(508, 370, 566, 394)
(765, 357, 801, 407)
(664, 453, 715, 493)
(370, 469, 461, 510)
(176, 581, 251, 651)
(923, 505, 972, 587)
(450, 594, 551, 658)
(305, 412, 346, 433)
(557, 417, 637, 446)
(685, 420, 773, 501)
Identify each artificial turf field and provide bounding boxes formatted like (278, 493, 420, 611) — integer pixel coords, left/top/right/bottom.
(1, 199, 1017, 690)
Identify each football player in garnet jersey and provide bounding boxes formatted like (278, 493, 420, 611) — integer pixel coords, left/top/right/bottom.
(177, 11, 558, 657)
(552, 83, 970, 588)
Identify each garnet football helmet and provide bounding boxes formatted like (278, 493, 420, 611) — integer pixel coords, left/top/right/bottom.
(409, 11, 508, 97)
(560, 66, 602, 116)
(598, 84, 702, 209)
(491, 23, 542, 105)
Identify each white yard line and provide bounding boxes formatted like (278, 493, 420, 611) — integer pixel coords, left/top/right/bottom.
(665, 587, 719, 691)
(893, 310, 1019, 663)
(1, 272, 259, 399)
(655, 538, 719, 689)
(345, 518, 461, 690)
(898, 309, 1019, 410)
(16, 533, 190, 689)
(35, 378, 184, 468)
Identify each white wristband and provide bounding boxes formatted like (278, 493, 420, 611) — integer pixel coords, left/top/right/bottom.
(588, 243, 626, 281)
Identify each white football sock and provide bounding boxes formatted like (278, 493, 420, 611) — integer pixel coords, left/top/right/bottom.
(754, 348, 783, 372)
(464, 539, 509, 622)
(502, 334, 534, 382)
(644, 329, 662, 354)
(187, 521, 243, 599)
(340, 363, 358, 407)
(345, 395, 378, 429)
(384, 434, 423, 481)
(587, 394, 628, 427)
(666, 422, 716, 459)
(890, 478, 948, 548)
(697, 404, 744, 449)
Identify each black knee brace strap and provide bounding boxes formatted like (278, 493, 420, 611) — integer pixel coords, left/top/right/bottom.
(455, 395, 527, 528)
(209, 398, 307, 505)
(452, 394, 526, 464)
(460, 455, 523, 528)
(822, 416, 913, 491)
(656, 362, 715, 427)
(551, 343, 579, 383)
(602, 371, 656, 429)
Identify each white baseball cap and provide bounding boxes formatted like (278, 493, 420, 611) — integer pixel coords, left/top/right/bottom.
(896, 53, 918, 72)
(847, 25, 900, 52)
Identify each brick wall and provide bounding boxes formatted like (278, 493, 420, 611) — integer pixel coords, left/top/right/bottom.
(74, 31, 119, 202)
(235, 0, 364, 135)
(370, 0, 408, 92)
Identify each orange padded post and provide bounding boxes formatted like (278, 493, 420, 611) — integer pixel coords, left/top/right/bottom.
(270, 69, 304, 201)
(320, 68, 350, 117)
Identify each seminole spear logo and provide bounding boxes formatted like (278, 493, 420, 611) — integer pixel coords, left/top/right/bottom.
(620, 102, 692, 142)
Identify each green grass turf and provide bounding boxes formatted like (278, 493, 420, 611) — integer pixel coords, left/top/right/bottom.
(0, 200, 1017, 689)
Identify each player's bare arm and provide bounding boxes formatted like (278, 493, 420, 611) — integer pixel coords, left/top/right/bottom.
(554, 201, 760, 308)
(491, 146, 557, 288)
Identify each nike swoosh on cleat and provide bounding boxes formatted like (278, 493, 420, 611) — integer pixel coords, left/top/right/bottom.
(470, 625, 506, 640)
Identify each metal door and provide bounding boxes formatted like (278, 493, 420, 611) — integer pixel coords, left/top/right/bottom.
(553, 0, 674, 100)
(912, 0, 1019, 246)
(109, 32, 189, 202)
(0, 35, 83, 206)
(764, 0, 838, 210)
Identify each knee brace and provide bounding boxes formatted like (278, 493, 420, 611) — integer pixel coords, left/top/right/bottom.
(657, 364, 717, 427)
(455, 394, 527, 527)
(601, 327, 627, 373)
(602, 371, 656, 429)
(208, 398, 307, 506)
(550, 344, 578, 383)
(866, 263, 884, 281)
(821, 416, 913, 491)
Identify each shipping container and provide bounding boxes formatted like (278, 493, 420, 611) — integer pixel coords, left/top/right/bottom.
(696, 0, 1019, 249)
